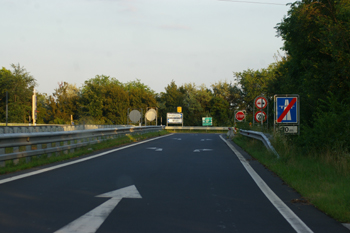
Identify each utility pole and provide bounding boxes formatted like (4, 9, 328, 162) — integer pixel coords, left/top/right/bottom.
(5, 91, 8, 126)
(32, 89, 37, 126)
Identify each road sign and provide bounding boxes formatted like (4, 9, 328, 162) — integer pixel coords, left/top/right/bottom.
(276, 97, 298, 123)
(167, 112, 183, 126)
(279, 126, 298, 134)
(255, 97, 267, 109)
(255, 111, 267, 122)
(177, 106, 182, 113)
(145, 109, 157, 122)
(235, 111, 245, 122)
(167, 113, 182, 118)
(168, 118, 183, 123)
(202, 117, 212, 126)
(129, 110, 141, 123)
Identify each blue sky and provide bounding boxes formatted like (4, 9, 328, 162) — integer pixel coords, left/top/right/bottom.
(0, 0, 292, 95)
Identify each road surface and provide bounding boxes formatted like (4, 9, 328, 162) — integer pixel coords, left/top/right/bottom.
(0, 133, 348, 233)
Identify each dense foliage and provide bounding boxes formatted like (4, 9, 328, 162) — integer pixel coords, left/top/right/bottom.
(1, 0, 349, 151)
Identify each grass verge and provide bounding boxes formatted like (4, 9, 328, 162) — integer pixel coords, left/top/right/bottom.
(233, 133, 350, 223)
(0, 130, 169, 175)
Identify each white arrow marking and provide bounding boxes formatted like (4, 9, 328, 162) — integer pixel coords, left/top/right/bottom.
(202, 149, 213, 152)
(55, 185, 142, 233)
(173, 138, 182, 140)
(193, 149, 213, 152)
(147, 147, 163, 151)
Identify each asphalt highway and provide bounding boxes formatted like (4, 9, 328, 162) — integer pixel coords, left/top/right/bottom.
(0, 133, 348, 233)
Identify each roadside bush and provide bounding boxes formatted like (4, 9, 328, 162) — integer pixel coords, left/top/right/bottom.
(298, 93, 350, 152)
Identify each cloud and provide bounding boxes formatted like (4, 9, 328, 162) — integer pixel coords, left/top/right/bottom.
(159, 24, 191, 30)
(95, 0, 138, 12)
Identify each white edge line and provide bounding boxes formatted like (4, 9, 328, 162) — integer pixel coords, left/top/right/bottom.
(0, 134, 173, 185)
(219, 135, 313, 233)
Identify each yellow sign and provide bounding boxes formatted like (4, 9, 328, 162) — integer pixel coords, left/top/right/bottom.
(177, 106, 182, 113)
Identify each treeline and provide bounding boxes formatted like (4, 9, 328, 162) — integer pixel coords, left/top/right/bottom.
(0, 71, 158, 125)
(1, 0, 349, 151)
(0, 65, 243, 126)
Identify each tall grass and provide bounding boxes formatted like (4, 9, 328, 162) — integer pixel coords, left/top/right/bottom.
(233, 133, 350, 223)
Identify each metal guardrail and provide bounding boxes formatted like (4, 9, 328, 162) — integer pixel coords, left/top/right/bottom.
(239, 129, 280, 158)
(0, 124, 135, 134)
(0, 126, 163, 167)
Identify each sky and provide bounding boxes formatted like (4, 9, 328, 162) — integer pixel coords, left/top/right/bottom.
(0, 0, 293, 95)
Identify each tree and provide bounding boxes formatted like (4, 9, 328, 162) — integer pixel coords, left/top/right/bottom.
(45, 82, 80, 124)
(180, 83, 204, 126)
(0, 64, 36, 123)
(275, 0, 350, 125)
(157, 80, 184, 123)
(80, 75, 129, 124)
(124, 79, 157, 111)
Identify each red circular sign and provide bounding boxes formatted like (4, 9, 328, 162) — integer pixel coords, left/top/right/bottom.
(235, 111, 245, 121)
(255, 97, 267, 109)
(255, 111, 267, 122)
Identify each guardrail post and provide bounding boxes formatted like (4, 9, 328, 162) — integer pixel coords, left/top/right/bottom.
(0, 148, 5, 167)
(63, 141, 68, 154)
(25, 145, 31, 162)
(13, 146, 19, 164)
(70, 140, 75, 153)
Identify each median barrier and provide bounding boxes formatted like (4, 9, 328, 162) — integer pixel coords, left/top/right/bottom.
(0, 126, 163, 167)
(0, 124, 134, 134)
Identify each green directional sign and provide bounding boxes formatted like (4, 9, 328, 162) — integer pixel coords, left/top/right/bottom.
(202, 117, 212, 126)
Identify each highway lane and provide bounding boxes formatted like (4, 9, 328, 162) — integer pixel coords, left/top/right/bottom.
(0, 133, 348, 233)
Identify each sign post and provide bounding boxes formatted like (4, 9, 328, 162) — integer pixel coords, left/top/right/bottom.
(32, 89, 37, 126)
(274, 94, 300, 135)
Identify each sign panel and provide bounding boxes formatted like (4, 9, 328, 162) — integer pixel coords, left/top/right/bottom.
(255, 97, 267, 109)
(279, 126, 298, 134)
(167, 113, 183, 119)
(235, 111, 245, 122)
(167, 112, 183, 125)
(202, 117, 212, 126)
(255, 111, 267, 122)
(276, 97, 298, 123)
(177, 106, 182, 113)
(168, 119, 183, 123)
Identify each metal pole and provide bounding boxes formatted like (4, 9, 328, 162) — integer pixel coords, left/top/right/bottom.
(6, 91, 8, 126)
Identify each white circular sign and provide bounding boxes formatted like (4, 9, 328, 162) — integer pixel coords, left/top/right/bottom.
(255, 111, 267, 122)
(145, 109, 157, 122)
(255, 97, 267, 109)
(129, 110, 141, 123)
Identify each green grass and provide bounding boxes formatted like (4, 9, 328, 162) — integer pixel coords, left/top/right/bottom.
(233, 133, 350, 223)
(0, 130, 169, 175)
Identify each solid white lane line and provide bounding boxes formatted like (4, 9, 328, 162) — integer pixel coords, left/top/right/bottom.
(0, 134, 173, 185)
(220, 135, 313, 233)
